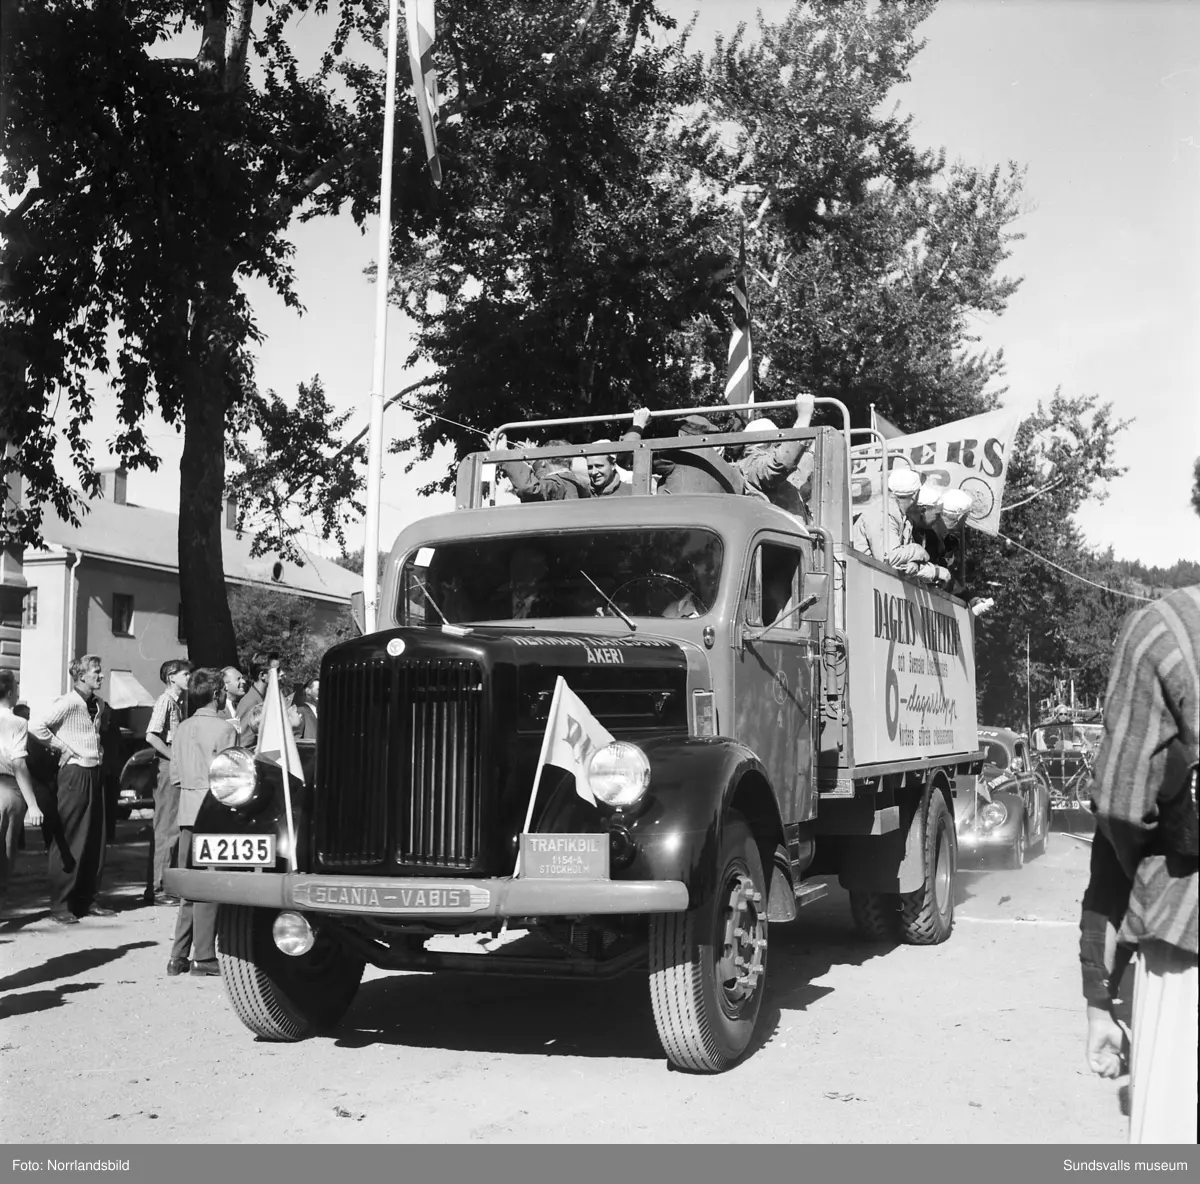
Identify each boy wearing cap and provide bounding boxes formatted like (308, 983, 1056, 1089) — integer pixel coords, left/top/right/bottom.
(903, 484, 953, 585)
(851, 468, 931, 569)
(735, 394, 816, 524)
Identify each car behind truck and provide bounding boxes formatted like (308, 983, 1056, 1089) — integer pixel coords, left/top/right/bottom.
(167, 400, 983, 1072)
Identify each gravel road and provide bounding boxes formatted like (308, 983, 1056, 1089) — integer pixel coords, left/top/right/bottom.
(0, 820, 1127, 1144)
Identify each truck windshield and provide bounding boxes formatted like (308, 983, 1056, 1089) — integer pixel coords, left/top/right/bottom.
(397, 529, 724, 625)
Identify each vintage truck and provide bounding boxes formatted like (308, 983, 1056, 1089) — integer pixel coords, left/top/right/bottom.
(167, 400, 983, 1072)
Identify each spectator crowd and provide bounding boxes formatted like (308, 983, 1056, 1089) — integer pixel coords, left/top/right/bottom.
(0, 651, 318, 977)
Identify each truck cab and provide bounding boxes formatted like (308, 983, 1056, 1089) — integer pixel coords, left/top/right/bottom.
(167, 401, 983, 1072)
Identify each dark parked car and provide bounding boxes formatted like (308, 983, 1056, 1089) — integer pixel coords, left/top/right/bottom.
(954, 727, 1052, 868)
(116, 746, 157, 818)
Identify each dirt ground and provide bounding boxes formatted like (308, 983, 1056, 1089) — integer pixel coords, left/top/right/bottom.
(0, 817, 1128, 1144)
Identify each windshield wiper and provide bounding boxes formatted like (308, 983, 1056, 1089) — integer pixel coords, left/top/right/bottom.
(579, 569, 636, 633)
(412, 579, 470, 634)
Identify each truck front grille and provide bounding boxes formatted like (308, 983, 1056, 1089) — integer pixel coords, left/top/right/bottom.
(315, 657, 483, 871)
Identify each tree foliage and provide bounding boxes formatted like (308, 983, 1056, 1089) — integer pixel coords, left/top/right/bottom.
(394, 0, 1026, 485)
(1, 0, 385, 666)
(228, 584, 353, 691)
(970, 391, 1133, 726)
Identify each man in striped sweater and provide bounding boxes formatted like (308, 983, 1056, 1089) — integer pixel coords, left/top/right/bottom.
(30, 654, 114, 924)
(1085, 584, 1198, 1143)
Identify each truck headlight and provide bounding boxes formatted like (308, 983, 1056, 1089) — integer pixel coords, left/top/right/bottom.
(586, 742, 651, 809)
(209, 748, 258, 809)
(979, 800, 1007, 830)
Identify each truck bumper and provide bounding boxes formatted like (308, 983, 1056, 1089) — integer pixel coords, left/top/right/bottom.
(163, 869, 690, 918)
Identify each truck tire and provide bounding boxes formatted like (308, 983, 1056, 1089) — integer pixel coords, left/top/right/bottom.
(648, 815, 767, 1072)
(897, 789, 956, 945)
(849, 891, 899, 941)
(216, 905, 365, 1042)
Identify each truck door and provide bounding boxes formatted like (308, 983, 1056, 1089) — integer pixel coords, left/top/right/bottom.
(734, 538, 819, 823)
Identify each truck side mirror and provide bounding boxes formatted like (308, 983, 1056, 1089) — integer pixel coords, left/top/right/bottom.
(349, 591, 365, 636)
(799, 571, 829, 623)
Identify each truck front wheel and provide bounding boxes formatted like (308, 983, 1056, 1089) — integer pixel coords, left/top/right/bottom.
(648, 814, 767, 1073)
(896, 789, 956, 945)
(216, 905, 365, 1041)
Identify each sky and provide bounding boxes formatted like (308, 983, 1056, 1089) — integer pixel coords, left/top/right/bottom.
(52, 0, 1200, 570)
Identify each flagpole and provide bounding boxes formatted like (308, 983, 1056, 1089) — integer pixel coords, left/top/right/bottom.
(514, 677, 564, 877)
(363, 0, 401, 636)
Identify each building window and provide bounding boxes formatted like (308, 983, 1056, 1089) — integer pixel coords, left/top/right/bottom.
(177, 602, 186, 643)
(21, 588, 38, 628)
(112, 593, 135, 636)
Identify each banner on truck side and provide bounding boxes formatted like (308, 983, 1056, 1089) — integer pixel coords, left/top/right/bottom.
(845, 563, 980, 767)
(850, 408, 1022, 536)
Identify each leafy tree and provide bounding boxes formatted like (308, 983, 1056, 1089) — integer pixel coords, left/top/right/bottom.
(1192, 456, 1200, 518)
(970, 391, 1133, 726)
(1, 0, 382, 666)
(229, 584, 353, 691)
(391, 0, 722, 483)
(395, 0, 1026, 485)
(697, 2, 1024, 432)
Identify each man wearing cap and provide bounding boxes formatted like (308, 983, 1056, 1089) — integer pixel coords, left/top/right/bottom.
(735, 394, 817, 524)
(499, 438, 592, 501)
(622, 408, 743, 495)
(851, 468, 931, 570)
(586, 443, 631, 497)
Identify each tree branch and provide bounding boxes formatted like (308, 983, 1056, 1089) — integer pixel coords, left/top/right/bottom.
(268, 143, 360, 224)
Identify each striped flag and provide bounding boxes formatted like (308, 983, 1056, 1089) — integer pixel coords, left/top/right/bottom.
(406, 0, 442, 187)
(723, 225, 752, 405)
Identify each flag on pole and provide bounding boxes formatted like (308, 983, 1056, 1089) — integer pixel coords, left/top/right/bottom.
(405, 0, 442, 187)
(870, 404, 903, 440)
(723, 224, 752, 406)
(515, 677, 613, 874)
(256, 667, 302, 871)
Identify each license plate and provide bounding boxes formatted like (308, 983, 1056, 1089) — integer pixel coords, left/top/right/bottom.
(193, 834, 276, 866)
(520, 833, 610, 879)
(1051, 801, 1080, 811)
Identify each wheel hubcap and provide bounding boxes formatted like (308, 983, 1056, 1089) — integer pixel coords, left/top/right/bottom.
(716, 871, 766, 1013)
(934, 828, 951, 911)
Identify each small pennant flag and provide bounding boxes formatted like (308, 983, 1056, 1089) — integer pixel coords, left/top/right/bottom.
(871, 404, 903, 440)
(724, 224, 752, 406)
(406, 0, 442, 187)
(256, 667, 304, 786)
(541, 676, 614, 806)
(515, 677, 613, 874)
(256, 667, 301, 871)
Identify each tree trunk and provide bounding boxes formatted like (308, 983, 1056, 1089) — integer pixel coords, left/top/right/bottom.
(179, 355, 238, 669)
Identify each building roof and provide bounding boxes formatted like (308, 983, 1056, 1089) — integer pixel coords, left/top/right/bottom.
(31, 497, 361, 605)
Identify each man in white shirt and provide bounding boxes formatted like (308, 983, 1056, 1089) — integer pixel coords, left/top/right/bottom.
(29, 654, 112, 924)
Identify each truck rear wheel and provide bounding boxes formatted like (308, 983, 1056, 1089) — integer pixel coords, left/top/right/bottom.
(216, 905, 365, 1041)
(849, 891, 899, 941)
(648, 815, 767, 1072)
(897, 789, 956, 945)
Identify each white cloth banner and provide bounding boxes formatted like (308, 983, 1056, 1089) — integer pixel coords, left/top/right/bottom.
(851, 408, 1023, 536)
